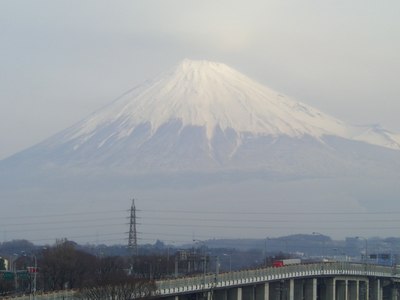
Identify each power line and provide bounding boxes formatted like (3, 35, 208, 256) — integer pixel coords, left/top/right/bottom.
(4, 207, 400, 222)
(0, 209, 127, 220)
(140, 209, 400, 215)
(4, 201, 400, 246)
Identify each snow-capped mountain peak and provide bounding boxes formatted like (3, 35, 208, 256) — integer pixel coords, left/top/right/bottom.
(2, 59, 400, 178)
(62, 59, 399, 151)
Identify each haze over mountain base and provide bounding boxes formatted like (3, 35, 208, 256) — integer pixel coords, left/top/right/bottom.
(1, 167, 399, 245)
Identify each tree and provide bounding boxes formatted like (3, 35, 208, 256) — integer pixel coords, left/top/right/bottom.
(40, 239, 96, 291)
(0, 258, 12, 295)
(76, 277, 156, 300)
(68, 250, 96, 289)
(75, 256, 156, 300)
(0, 278, 14, 297)
(0, 257, 5, 270)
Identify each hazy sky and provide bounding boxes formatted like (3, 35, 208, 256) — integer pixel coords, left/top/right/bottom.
(1, 1, 399, 160)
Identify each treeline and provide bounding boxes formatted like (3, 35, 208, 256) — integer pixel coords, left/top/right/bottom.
(0, 238, 299, 298)
(0, 239, 156, 299)
(2, 238, 260, 298)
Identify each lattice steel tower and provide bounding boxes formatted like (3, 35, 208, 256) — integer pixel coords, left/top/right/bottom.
(128, 199, 138, 255)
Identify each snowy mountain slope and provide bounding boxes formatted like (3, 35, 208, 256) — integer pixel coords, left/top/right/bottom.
(41, 59, 400, 151)
(1, 59, 400, 178)
(350, 124, 400, 150)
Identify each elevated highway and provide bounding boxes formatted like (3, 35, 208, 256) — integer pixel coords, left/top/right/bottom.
(156, 262, 400, 300)
(5, 262, 400, 300)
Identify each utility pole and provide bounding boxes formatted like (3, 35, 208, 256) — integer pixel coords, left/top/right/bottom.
(128, 199, 138, 256)
(313, 232, 325, 260)
(32, 254, 37, 300)
(193, 239, 206, 285)
(11, 254, 18, 293)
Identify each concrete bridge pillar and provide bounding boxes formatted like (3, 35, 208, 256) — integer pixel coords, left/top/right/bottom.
(331, 277, 366, 300)
(242, 285, 255, 300)
(289, 279, 294, 300)
(348, 279, 358, 300)
(214, 288, 228, 300)
(304, 278, 317, 300)
(255, 282, 269, 300)
(227, 287, 242, 300)
(335, 279, 346, 300)
(321, 277, 335, 300)
(282, 280, 291, 300)
(264, 280, 301, 300)
(381, 279, 399, 300)
(359, 279, 368, 300)
(268, 281, 282, 300)
(293, 279, 304, 300)
(370, 278, 382, 300)
(391, 285, 398, 300)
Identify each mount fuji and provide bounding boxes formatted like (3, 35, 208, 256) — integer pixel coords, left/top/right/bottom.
(2, 59, 400, 180)
(2, 59, 400, 243)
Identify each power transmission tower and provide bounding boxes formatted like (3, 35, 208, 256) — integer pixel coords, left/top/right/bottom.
(128, 199, 138, 256)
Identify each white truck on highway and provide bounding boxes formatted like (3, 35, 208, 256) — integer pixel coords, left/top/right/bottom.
(272, 258, 301, 267)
